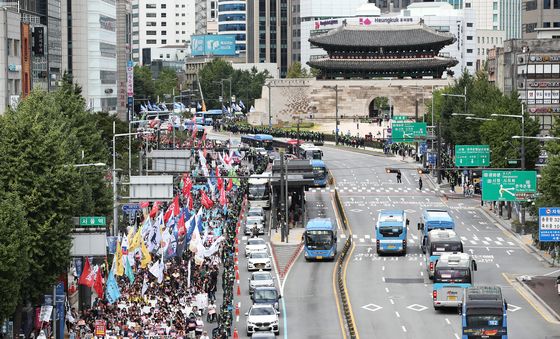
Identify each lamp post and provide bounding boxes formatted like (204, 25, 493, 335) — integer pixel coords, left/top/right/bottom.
(491, 109, 525, 170)
(466, 117, 494, 121)
(264, 82, 272, 129)
(437, 88, 467, 184)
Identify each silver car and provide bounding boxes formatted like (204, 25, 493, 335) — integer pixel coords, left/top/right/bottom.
(248, 271, 275, 294)
(245, 216, 265, 235)
(247, 252, 272, 271)
(245, 304, 279, 336)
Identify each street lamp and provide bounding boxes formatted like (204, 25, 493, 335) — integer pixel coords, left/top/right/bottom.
(466, 117, 494, 121)
(72, 163, 107, 168)
(512, 135, 560, 140)
(491, 110, 525, 170)
(324, 85, 341, 145)
(441, 86, 467, 115)
(451, 113, 475, 117)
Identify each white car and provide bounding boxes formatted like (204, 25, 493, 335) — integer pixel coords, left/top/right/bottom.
(245, 304, 279, 336)
(247, 207, 266, 223)
(245, 238, 268, 258)
(245, 216, 265, 235)
(247, 252, 272, 271)
(248, 271, 275, 294)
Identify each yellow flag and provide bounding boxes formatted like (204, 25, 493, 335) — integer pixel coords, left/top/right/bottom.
(140, 238, 152, 269)
(129, 227, 142, 251)
(116, 241, 124, 276)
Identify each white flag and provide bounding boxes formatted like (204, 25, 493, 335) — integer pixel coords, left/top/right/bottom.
(141, 275, 149, 297)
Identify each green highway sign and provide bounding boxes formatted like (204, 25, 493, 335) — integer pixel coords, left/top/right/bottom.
(392, 116, 408, 121)
(455, 145, 490, 167)
(79, 216, 107, 227)
(391, 122, 427, 142)
(481, 170, 537, 201)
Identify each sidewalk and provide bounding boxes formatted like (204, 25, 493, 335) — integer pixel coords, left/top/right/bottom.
(520, 276, 560, 321)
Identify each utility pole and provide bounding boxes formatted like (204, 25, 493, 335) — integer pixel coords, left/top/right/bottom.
(285, 158, 289, 243)
(437, 117, 442, 184)
(268, 83, 272, 129)
(415, 98, 419, 162)
(335, 84, 339, 145)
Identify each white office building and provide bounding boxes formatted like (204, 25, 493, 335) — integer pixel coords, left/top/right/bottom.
(0, 7, 21, 113)
(62, 0, 118, 112)
(217, 0, 246, 55)
(301, 2, 476, 76)
(131, 0, 196, 64)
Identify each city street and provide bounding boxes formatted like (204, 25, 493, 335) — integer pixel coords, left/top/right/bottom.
(324, 147, 560, 339)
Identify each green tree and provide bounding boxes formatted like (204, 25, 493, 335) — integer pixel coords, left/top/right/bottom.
(134, 65, 156, 101)
(0, 193, 30, 322)
(286, 61, 309, 78)
(155, 68, 179, 102)
(536, 119, 560, 208)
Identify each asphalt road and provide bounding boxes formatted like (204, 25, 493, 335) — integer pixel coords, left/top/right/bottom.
(323, 147, 560, 339)
(281, 188, 344, 339)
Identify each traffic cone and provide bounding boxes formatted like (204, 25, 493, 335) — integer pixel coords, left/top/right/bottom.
(234, 256, 238, 265)
(237, 285, 241, 296)
(235, 269, 239, 280)
(233, 328, 239, 339)
(234, 264, 238, 272)
(235, 237, 239, 245)
(235, 303, 240, 316)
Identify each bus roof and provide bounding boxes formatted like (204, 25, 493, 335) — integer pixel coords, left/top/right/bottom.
(300, 143, 321, 150)
(255, 134, 273, 141)
(437, 252, 472, 268)
(205, 109, 223, 115)
(465, 286, 504, 309)
(306, 218, 335, 231)
(427, 229, 460, 242)
(423, 209, 454, 223)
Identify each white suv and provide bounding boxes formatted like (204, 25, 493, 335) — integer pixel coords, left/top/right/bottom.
(245, 304, 279, 336)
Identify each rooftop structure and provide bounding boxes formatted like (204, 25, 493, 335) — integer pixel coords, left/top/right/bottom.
(307, 23, 458, 79)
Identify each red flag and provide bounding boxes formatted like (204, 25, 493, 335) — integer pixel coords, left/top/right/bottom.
(219, 187, 227, 206)
(216, 167, 223, 191)
(188, 192, 194, 210)
(93, 268, 104, 298)
(172, 195, 180, 216)
(139, 201, 150, 209)
(78, 259, 95, 287)
(226, 178, 233, 191)
(149, 202, 160, 219)
(177, 213, 186, 237)
(200, 190, 214, 209)
(164, 205, 173, 223)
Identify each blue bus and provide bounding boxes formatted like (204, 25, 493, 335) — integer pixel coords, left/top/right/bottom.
(375, 210, 409, 254)
(461, 286, 508, 339)
(433, 252, 477, 310)
(424, 229, 463, 279)
(304, 218, 337, 261)
(311, 159, 328, 187)
(417, 209, 455, 254)
(241, 134, 274, 151)
(194, 110, 224, 125)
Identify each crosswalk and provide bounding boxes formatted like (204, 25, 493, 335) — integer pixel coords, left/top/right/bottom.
(340, 233, 517, 247)
(308, 186, 443, 194)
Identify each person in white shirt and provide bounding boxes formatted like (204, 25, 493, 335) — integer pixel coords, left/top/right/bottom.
(200, 330, 210, 339)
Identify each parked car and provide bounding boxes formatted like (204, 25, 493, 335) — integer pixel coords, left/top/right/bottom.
(248, 271, 275, 294)
(252, 286, 281, 311)
(247, 252, 272, 271)
(245, 238, 268, 258)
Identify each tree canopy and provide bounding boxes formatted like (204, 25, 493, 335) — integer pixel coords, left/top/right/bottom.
(133, 66, 179, 103)
(428, 71, 540, 169)
(198, 58, 270, 109)
(0, 75, 113, 319)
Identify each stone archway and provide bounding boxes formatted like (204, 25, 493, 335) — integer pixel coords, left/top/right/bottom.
(368, 96, 390, 119)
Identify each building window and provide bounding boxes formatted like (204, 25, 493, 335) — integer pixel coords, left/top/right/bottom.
(467, 35, 473, 40)
(161, 31, 167, 35)
(161, 13, 166, 18)
(146, 4, 156, 9)
(493, 2, 498, 10)
(166, 54, 170, 58)
(477, 36, 480, 43)
(161, 39, 167, 44)
(132, 22, 139, 27)
(467, 49, 473, 53)
(544, 22, 551, 28)
(146, 30, 157, 35)
(465, 3, 471, 8)
(146, 13, 156, 18)
(525, 1, 537, 10)
(477, 48, 480, 55)
(544, 0, 551, 8)
(161, 4, 166, 9)
(526, 23, 538, 32)
(162, 22, 166, 26)
(467, 22, 473, 27)
(554, 0, 560, 8)
(176, 31, 179, 34)
(146, 21, 156, 26)
(493, 14, 498, 22)
(181, 13, 185, 16)
(176, 39, 180, 43)
(554, 22, 560, 28)
(100, 70, 117, 84)
(467, 62, 473, 66)
(491, 37, 494, 43)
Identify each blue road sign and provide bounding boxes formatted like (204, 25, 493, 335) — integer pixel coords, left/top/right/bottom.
(122, 203, 141, 214)
(539, 207, 560, 242)
(428, 153, 437, 165)
(419, 143, 427, 154)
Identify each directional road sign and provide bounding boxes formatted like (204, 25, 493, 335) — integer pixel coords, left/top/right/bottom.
(79, 216, 107, 227)
(122, 203, 141, 214)
(455, 145, 490, 167)
(538, 207, 560, 242)
(392, 115, 408, 121)
(481, 170, 537, 201)
(391, 122, 427, 143)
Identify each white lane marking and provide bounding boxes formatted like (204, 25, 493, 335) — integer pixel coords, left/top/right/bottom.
(445, 318, 451, 325)
(507, 241, 515, 246)
(506, 250, 514, 255)
(353, 234, 358, 238)
(382, 266, 385, 271)
(472, 225, 480, 231)
(485, 237, 492, 241)
(482, 240, 490, 245)
(460, 236, 468, 241)
(496, 263, 500, 268)
(497, 237, 505, 242)
(382, 277, 386, 282)
(454, 334, 460, 339)
(420, 271, 424, 276)
(395, 311, 401, 318)
(470, 240, 477, 245)
(365, 234, 371, 239)
(402, 326, 407, 333)
(495, 241, 502, 246)
(359, 238, 365, 243)
(385, 287, 390, 293)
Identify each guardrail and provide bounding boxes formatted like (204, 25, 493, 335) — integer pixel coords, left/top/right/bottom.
(334, 189, 349, 230)
(337, 238, 357, 338)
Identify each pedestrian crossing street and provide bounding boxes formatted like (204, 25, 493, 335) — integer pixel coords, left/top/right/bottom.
(340, 233, 517, 247)
(309, 186, 444, 194)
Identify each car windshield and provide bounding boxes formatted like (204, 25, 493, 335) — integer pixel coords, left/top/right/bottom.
(253, 273, 272, 281)
(254, 289, 277, 300)
(466, 314, 504, 327)
(250, 307, 275, 316)
(430, 241, 463, 255)
(248, 210, 262, 217)
(434, 268, 471, 283)
(251, 252, 268, 259)
(248, 239, 265, 246)
(249, 185, 267, 198)
(305, 230, 333, 250)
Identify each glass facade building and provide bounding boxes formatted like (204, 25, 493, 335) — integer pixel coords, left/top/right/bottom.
(217, 0, 246, 53)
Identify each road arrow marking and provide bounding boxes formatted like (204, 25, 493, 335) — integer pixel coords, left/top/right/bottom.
(508, 304, 522, 312)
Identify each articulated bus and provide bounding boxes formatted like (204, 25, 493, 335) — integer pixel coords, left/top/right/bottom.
(433, 252, 477, 310)
(425, 229, 463, 279)
(304, 218, 337, 261)
(311, 159, 328, 187)
(375, 210, 409, 254)
(298, 143, 323, 160)
(241, 134, 274, 151)
(272, 138, 301, 155)
(418, 209, 455, 254)
(461, 286, 508, 339)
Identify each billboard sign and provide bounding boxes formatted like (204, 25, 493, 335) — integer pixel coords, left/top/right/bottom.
(539, 207, 560, 242)
(127, 60, 134, 97)
(191, 35, 237, 56)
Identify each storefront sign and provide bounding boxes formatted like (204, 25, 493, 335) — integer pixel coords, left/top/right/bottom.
(314, 19, 339, 29)
(359, 17, 417, 25)
(529, 81, 560, 88)
(529, 107, 560, 114)
(529, 55, 560, 62)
